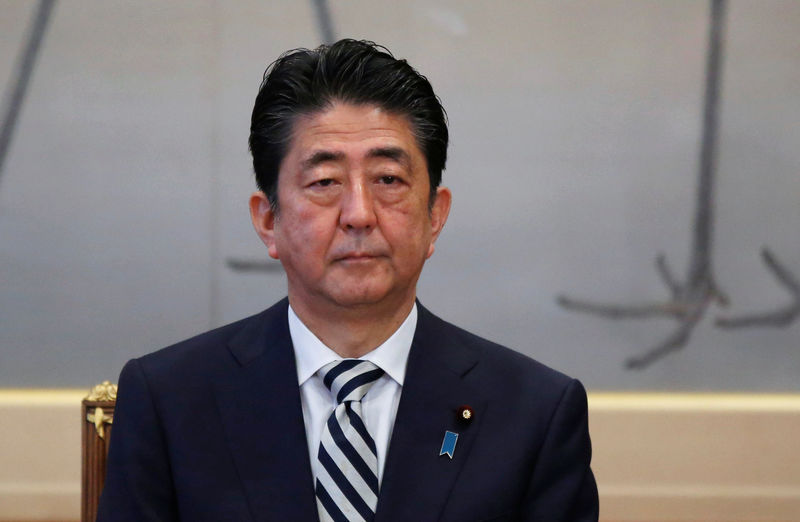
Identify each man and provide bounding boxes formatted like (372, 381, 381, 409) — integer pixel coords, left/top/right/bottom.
(98, 39, 598, 521)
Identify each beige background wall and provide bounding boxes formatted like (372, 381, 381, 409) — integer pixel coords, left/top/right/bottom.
(1, 391, 799, 521)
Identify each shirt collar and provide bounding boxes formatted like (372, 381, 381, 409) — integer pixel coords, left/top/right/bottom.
(289, 303, 417, 387)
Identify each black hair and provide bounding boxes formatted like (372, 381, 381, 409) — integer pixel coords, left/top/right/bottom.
(248, 39, 448, 210)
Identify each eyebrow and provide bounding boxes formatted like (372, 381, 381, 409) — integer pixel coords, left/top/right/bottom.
(301, 150, 344, 171)
(366, 146, 412, 170)
(300, 146, 413, 171)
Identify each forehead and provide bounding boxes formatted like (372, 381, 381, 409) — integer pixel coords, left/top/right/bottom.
(285, 103, 423, 163)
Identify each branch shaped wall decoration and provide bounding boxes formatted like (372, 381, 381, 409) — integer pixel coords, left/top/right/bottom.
(557, 0, 799, 370)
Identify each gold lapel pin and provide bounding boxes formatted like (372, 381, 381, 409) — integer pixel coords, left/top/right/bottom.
(457, 405, 474, 423)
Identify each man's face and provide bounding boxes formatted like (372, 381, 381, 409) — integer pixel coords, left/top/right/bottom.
(250, 102, 451, 314)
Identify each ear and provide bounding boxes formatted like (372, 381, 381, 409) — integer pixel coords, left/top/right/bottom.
(249, 191, 280, 259)
(426, 186, 452, 259)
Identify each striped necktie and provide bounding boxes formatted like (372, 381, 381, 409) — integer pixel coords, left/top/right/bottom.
(315, 359, 384, 522)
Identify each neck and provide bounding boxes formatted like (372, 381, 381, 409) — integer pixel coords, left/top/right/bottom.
(288, 293, 416, 358)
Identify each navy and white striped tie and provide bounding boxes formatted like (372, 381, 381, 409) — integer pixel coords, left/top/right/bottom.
(315, 359, 384, 522)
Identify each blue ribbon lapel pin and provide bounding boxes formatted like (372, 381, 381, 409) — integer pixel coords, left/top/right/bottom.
(439, 430, 459, 459)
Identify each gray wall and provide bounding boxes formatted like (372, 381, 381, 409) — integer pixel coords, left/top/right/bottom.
(1, 1, 798, 389)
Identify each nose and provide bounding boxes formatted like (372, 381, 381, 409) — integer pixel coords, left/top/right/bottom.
(339, 178, 377, 232)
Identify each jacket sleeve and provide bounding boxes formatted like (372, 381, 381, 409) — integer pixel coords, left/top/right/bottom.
(522, 379, 599, 521)
(96, 358, 179, 521)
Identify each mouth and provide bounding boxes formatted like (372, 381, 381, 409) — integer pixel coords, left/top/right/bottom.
(334, 252, 384, 263)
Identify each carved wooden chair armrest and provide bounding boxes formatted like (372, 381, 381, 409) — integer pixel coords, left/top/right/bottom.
(82, 381, 117, 522)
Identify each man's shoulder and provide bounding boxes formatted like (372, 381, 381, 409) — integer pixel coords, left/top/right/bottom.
(418, 303, 577, 398)
(132, 298, 289, 381)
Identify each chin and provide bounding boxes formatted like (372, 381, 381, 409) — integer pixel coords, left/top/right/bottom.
(326, 283, 398, 309)
(329, 291, 390, 308)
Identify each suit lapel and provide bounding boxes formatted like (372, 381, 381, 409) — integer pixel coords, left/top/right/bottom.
(212, 299, 319, 522)
(375, 304, 486, 521)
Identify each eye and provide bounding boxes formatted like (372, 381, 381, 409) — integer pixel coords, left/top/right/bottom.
(379, 175, 398, 184)
(312, 178, 335, 187)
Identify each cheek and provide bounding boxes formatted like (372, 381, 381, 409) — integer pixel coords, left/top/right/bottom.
(277, 211, 332, 256)
(383, 209, 432, 256)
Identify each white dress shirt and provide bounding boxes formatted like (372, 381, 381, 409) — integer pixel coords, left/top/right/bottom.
(289, 303, 416, 486)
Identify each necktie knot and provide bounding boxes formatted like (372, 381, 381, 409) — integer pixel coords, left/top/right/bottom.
(319, 359, 384, 405)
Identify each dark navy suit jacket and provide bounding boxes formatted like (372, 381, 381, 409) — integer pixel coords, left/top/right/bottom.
(97, 299, 598, 521)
